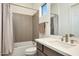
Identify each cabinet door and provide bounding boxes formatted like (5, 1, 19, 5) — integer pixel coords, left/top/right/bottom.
(43, 46, 63, 56)
(37, 49, 46, 56)
(37, 43, 43, 51)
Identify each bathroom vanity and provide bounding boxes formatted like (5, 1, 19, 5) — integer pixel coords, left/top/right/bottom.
(37, 42, 63, 56)
(35, 36, 79, 56)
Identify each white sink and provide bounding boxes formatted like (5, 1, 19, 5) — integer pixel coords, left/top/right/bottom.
(47, 40, 76, 49)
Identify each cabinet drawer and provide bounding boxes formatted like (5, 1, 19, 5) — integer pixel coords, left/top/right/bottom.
(43, 46, 63, 56)
(37, 42, 43, 51)
(37, 49, 46, 56)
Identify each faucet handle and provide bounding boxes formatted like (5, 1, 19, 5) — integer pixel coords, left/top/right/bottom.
(65, 34, 69, 42)
(69, 34, 75, 37)
(70, 40, 74, 44)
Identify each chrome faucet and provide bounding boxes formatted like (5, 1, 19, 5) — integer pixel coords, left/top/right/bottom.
(65, 34, 69, 42)
(61, 34, 69, 42)
(61, 34, 75, 43)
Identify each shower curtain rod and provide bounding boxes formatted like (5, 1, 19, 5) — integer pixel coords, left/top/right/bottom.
(10, 3, 38, 11)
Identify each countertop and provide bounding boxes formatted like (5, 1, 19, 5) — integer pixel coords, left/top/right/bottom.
(35, 35, 79, 56)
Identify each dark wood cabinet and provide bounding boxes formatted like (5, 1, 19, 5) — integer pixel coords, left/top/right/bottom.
(43, 46, 63, 56)
(37, 42, 63, 56)
(37, 49, 46, 56)
(37, 43, 43, 51)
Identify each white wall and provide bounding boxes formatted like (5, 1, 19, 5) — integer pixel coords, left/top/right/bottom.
(32, 3, 41, 10)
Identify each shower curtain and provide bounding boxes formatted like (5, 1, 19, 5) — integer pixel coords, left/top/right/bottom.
(2, 3, 13, 55)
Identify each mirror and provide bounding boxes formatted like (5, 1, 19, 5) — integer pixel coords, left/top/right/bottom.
(51, 3, 79, 37)
(71, 4, 79, 37)
(50, 14, 58, 35)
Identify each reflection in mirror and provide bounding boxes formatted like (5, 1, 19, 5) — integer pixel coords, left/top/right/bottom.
(51, 3, 79, 37)
(71, 4, 79, 37)
(50, 14, 58, 35)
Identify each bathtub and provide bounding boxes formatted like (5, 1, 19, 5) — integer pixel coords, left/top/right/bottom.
(12, 41, 36, 56)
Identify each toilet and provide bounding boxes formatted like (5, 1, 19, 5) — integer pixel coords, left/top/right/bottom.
(25, 46, 37, 56)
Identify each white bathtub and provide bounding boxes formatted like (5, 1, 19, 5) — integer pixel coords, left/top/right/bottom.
(12, 41, 36, 56)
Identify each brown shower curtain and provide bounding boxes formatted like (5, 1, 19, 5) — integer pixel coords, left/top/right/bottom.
(2, 3, 13, 55)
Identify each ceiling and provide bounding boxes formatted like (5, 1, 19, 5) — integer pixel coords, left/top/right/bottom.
(13, 3, 41, 10)
(11, 4, 39, 16)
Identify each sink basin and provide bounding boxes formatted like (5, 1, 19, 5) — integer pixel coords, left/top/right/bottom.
(47, 40, 76, 49)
